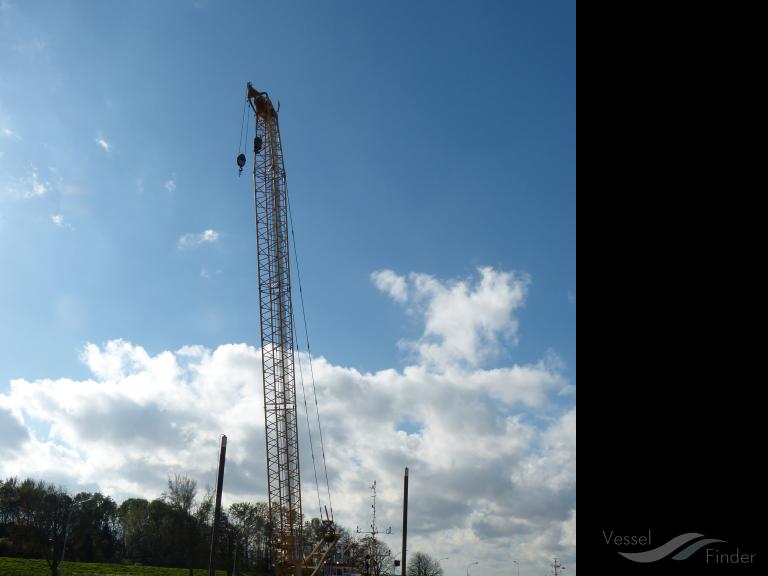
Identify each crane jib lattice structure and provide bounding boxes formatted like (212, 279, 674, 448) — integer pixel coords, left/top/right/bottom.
(245, 82, 338, 576)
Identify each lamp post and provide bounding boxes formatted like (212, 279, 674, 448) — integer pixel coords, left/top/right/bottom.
(466, 560, 479, 576)
(512, 559, 519, 576)
(438, 557, 449, 573)
(61, 494, 98, 566)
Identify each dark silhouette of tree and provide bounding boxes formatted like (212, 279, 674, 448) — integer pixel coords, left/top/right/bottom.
(351, 535, 392, 576)
(64, 492, 119, 562)
(117, 497, 150, 563)
(3, 474, 381, 575)
(163, 474, 213, 576)
(3, 478, 73, 576)
(228, 501, 269, 573)
(407, 552, 444, 576)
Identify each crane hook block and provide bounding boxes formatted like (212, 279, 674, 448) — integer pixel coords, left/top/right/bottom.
(236, 153, 246, 176)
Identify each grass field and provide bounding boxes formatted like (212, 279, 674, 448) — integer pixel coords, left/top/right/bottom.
(0, 557, 228, 576)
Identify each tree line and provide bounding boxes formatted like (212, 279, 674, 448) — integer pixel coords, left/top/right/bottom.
(0, 475, 272, 576)
(0, 475, 443, 576)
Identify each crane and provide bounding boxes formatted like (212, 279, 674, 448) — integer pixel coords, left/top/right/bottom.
(242, 82, 338, 576)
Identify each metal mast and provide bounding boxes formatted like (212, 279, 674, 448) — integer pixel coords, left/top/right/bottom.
(247, 82, 303, 576)
(356, 481, 392, 576)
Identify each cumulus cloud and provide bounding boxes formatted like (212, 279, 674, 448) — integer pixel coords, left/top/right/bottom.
(373, 267, 530, 368)
(0, 266, 574, 574)
(2, 341, 265, 500)
(164, 176, 176, 193)
(371, 269, 408, 303)
(177, 229, 219, 250)
(0, 402, 29, 457)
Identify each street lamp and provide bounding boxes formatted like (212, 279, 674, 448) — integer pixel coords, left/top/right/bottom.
(61, 494, 98, 566)
(512, 559, 519, 576)
(466, 560, 479, 576)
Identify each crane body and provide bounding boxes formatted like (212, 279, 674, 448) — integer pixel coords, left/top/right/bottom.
(246, 82, 337, 576)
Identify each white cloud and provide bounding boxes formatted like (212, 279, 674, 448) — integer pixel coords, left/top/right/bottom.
(1, 341, 265, 500)
(373, 267, 530, 368)
(0, 402, 29, 457)
(164, 176, 176, 193)
(512, 407, 576, 492)
(30, 172, 47, 197)
(200, 267, 222, 280)
(0, 267, 575, 575)
(1, 167, 69, 200)
(96, 138, 111, 152)
(51, 214, 73, 229)
(177, 229, 220, 250)
(15, 168, 49, 198)
(0, 341, 573, 571)
(371, 269, 408, 303)
(2, 127, 15, 137)
(560, 509, 577, 549)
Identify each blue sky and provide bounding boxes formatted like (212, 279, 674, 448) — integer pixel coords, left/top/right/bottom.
(1, 1, 575, 574)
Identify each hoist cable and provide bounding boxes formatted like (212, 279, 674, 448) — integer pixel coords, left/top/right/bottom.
(237, 93, 247, 155)
(287, 193, 335, 522)
(294, 321, 324, 519)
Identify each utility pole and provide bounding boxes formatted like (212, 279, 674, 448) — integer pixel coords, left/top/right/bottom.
(61, 494, 98, 570)
(356, 481, 391, 576)
(551, 557, 565, 576)
(401, 467, 408, 576)
(208, 435, 227, 576)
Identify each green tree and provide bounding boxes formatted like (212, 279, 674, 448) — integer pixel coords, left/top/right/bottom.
(163, 474, 213, 575)
(0, 477, 20, 525)
(117, 497, 151, 563)
(65, 492, 119, 562)
(146, 498, 178, 565)
(228, 501, 269, 572)
(11, 479, 72, 576)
